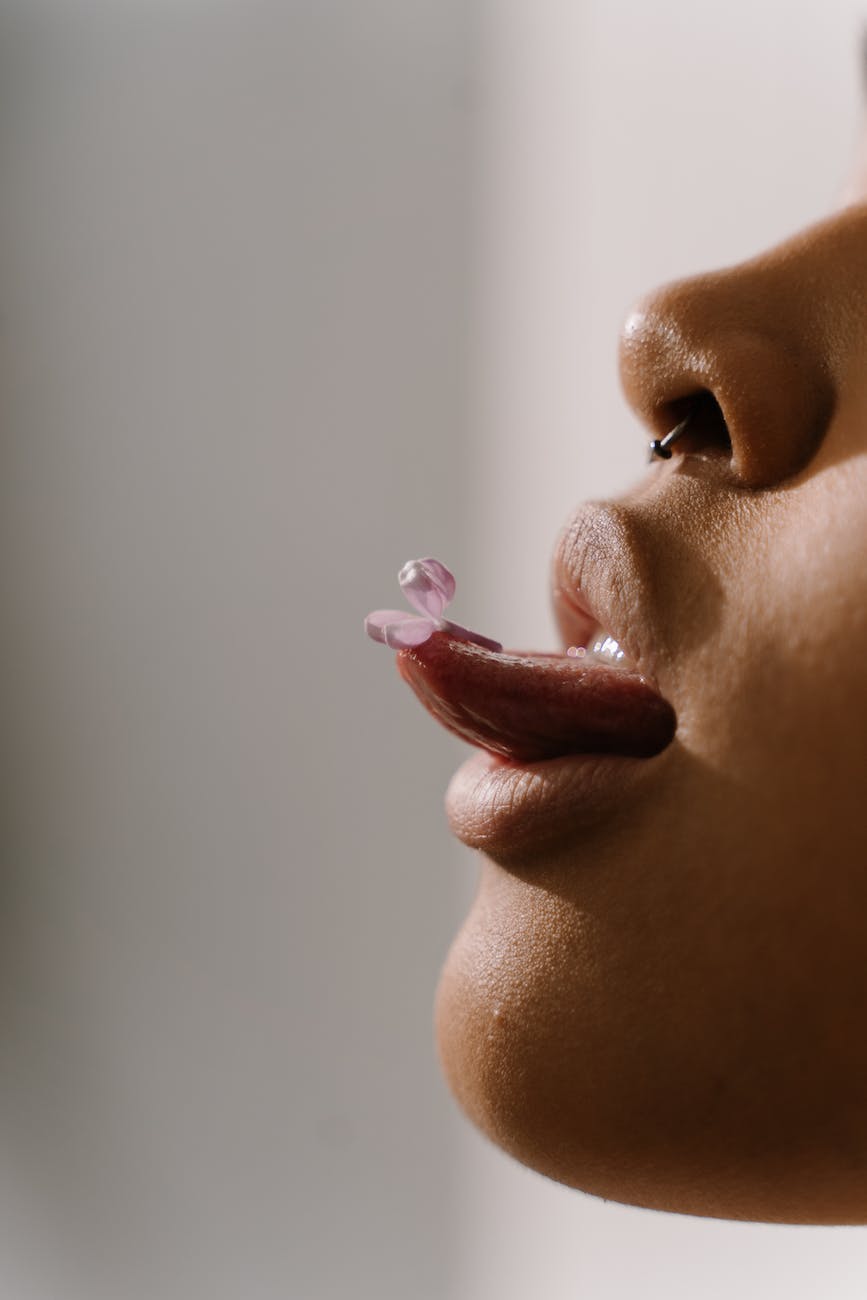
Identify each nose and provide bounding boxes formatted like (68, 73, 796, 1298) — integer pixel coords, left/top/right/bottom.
(617, 209, 867, 487)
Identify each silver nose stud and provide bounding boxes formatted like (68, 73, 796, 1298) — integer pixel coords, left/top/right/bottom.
(648, 413, 692, 462)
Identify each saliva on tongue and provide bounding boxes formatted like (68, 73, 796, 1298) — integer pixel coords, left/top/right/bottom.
(396, 630, 676, 763)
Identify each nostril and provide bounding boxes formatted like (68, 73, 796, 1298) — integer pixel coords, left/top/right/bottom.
(622, 268, 838, 487)
(654, 391, 732, 462)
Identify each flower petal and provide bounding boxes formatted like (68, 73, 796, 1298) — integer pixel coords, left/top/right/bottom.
(384, 616, 438, 648)
(364, 610, 437, 648)
(364, 609, 411, 644)
(416, 557, 456, 604)
(398, 557, 455, 619)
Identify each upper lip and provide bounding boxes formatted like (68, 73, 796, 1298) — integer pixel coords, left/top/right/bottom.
(551, 500, 663, 688)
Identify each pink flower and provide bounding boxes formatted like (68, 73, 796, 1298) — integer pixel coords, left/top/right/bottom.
(365, 557, 502, 652)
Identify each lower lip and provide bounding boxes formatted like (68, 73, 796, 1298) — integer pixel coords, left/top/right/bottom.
(445, 746, 668, 863)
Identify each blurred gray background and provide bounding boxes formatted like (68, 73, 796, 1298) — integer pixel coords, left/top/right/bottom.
(1, 2, 867, 1298)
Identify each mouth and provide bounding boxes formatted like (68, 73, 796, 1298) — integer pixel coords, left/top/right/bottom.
(394, 505, 676, 767)
(393, 504, 677, 855)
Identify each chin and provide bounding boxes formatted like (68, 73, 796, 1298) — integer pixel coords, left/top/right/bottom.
(434, 862, 867, 1226)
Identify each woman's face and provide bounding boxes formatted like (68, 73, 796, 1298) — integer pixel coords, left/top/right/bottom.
(434, 139, 867, 1222)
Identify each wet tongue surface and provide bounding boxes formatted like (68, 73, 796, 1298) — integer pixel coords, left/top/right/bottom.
(397, 631, 676, 763)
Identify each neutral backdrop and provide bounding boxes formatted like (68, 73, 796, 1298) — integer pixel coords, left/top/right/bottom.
(1, 2, 867, 1298)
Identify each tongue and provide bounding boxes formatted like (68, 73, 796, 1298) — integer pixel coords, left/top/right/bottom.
(396, 631, 676, 762)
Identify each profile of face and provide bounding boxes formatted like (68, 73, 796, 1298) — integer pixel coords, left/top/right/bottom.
(430, 98, 867, 1223)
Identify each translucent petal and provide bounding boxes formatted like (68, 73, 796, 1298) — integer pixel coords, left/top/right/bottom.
(384, 616, 437, 648)
(365, 610, 413, 644)
(364, 610, 437, 649)
(398, 557, 454, 619)
(417, 557, 456, 604)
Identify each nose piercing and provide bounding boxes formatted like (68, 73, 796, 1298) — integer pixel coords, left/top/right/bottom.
(648, 413, 692, 462)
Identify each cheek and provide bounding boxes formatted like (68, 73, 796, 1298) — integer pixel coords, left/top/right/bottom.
(681, 468, 867, 798)
(649, 453, 867, 832)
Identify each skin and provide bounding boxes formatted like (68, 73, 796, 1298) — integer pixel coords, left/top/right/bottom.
(433, 132, 867, 1223)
